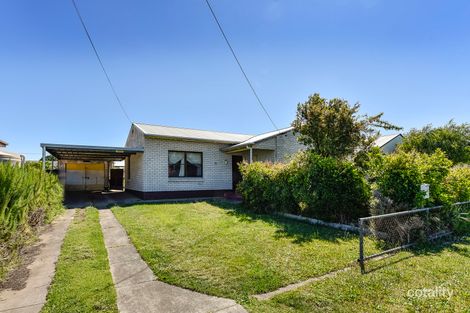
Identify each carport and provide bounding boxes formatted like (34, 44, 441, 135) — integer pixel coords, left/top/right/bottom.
(40, 143, 143, 192)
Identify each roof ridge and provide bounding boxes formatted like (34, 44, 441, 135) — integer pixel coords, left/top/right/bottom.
(133, 122, 254, 136)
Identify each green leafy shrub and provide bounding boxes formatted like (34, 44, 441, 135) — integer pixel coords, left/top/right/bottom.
(399, 121, 470, 164)
(238, 152, 371, 223)
(373, 149, 452, 209)
(237, 162, 276, 213)
(290, 152, 371, 223)
(442, 166, 470, 203)
(0, 163, 64, 280)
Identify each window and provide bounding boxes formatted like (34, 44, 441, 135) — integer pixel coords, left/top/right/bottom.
(168, 151, 202, 177)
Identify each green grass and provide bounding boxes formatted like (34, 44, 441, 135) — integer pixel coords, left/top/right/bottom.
(112, 201, 372, 302)
(41, 208, 117, 313)
(246, 238, 470, 312)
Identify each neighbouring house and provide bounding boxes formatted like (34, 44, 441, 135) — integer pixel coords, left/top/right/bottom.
(0, 139, 25, 165)
(41, 123, 400, 199)
(373, 133, 403, 154)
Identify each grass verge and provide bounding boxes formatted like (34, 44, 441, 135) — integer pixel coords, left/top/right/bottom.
(245, 238, 470, 312)
(112, 201, 375, 302)
(41, 208, 117, 313)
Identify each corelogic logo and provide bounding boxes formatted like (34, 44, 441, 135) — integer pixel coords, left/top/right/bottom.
(407, 285, 453, 300)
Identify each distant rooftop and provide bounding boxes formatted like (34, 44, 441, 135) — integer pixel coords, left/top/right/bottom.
(0, 139, 8, 147)
(134, 123, 254, 144)
(374, 134, 403, 148)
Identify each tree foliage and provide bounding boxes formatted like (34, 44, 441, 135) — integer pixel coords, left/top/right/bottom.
(292, 93, 401, 159)
(400, 120, 470, 164)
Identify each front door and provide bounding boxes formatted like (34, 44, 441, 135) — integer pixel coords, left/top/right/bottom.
(232, 155, 243, 190)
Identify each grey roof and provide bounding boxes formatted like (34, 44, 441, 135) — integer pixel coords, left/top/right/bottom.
(374, 134, 403, 148)
(134, 123, 253, 144)
(223, 127, 293, 152)
(0, 139, 8, 147)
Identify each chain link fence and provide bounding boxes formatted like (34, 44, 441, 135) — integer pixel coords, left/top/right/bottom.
(358, 201, 470, 273)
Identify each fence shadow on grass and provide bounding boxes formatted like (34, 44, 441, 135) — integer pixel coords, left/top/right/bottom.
(363, 236, 469, 274)
(209, 200, 357, 245)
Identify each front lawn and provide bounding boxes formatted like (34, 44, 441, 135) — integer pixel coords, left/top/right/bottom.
(112, 201, 370, 302)
(41, 208, 117, 313)
(246, 238, 470, 312)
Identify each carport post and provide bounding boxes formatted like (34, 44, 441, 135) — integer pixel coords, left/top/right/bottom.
(42, 145, 46, 171)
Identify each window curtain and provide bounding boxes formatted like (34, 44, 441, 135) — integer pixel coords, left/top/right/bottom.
(168, 152, 185, 177)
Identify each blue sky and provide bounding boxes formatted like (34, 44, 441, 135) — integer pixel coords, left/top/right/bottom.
(1, 0, 469, 160)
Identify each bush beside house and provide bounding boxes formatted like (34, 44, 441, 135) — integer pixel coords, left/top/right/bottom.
(238, 152, 371, 224)
(0, 163, 64, 281)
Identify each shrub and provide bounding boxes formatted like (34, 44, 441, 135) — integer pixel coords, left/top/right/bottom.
(0, 163, 64, 280)
(237, 162, 298, 214)
(399, 121, 470, 164)
(442, 166, 470, 203)
(238, 152, 371, 223)
(373, 149, 452, 209)
(290, 152, 371, 223)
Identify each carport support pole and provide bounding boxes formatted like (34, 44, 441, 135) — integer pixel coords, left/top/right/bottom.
(248, 146, 253, 164)
(42, 145, 46, 171)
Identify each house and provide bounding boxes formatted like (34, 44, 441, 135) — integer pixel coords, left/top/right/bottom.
(0, 139, 25, 165)
(124, 123, 305, 199)
(373, 134, 403, 154)
(41, 123, 401, 199)
(41, 123, 304, 198)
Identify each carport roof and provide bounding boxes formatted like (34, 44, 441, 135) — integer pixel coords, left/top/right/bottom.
(40, 143, 144, 161)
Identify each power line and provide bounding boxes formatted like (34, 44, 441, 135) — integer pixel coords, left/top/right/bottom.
(70, 0, 132, 123)
(204, 0, 278, 130)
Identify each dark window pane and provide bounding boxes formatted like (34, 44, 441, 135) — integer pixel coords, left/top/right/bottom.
(186, 152, 202, 177)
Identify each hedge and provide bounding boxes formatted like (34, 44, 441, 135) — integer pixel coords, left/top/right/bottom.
(373, 149, 452, 208)
(237, 152, 371, 223)
(0, 163, 64, 280)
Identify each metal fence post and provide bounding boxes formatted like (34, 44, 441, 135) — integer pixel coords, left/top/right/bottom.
(358, 218, 365, 274)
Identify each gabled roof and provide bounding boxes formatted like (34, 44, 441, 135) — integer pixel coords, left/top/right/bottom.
(374, 134, 403, 148)
(222, 127, 293, 152)
(134, 123, 253, 144)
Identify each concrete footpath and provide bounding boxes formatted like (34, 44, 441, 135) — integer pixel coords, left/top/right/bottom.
(99, 209, 247, 313)
(0, 209, 75, 313)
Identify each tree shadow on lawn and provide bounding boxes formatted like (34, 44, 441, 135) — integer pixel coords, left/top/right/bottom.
(209, 200, 358, 245)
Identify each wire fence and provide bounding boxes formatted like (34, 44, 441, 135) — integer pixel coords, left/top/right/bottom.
(358, 201, 470, 273)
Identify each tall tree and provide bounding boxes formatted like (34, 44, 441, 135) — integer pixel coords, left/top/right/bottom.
(292, 93, 401, 158)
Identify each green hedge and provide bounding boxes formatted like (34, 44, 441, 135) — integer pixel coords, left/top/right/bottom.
(372, 149, 452, 208)
(0, 163, 64, 280)
(237, 152, 371, 223)
(442, 165, 470, 203)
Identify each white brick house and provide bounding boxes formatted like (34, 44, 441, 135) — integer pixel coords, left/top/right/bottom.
(124, 123, 305, 199)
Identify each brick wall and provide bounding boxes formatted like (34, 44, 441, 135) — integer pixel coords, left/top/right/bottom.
(124, 125, 145, 191)
(141, 138, 233, 192)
